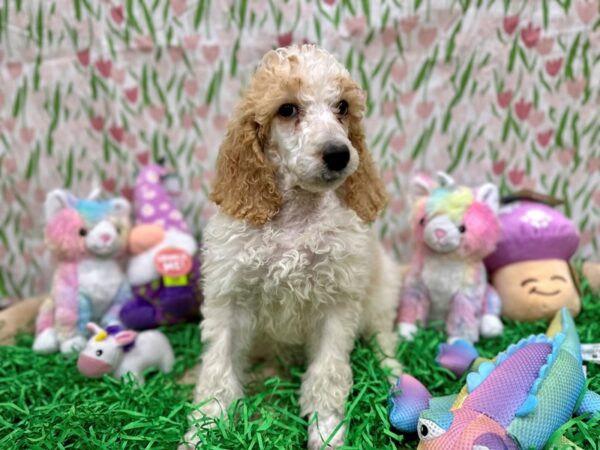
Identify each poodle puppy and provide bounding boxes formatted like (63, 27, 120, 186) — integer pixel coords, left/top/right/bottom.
(186, 45, 402, 449)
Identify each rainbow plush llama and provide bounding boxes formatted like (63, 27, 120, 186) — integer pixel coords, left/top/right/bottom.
(33, 189, 132, 354)
(397, 172, 503, 343)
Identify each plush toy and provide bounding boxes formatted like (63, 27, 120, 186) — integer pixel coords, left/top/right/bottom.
(119, 163, 202, 329)
(484, 200, 581, 321)
(32, 189, 132, 354)
(77, 322, 174, 384)
(397, 172, 503, 343)
(389, 307, 600, 450)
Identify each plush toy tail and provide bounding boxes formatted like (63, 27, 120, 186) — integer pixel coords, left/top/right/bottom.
(388, 374, 432, 433)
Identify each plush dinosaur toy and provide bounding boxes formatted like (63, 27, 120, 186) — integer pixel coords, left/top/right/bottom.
(389, 307, 600, 449)
(397, 172, 503, 343)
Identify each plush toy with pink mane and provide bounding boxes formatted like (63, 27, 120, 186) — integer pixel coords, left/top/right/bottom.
(397, 172, 504, 343)
(33, 189, 132, 354)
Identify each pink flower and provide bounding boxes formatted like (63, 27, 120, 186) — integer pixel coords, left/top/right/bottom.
(545, 58, 563, 76)
(503, 15, 519, 34)
(497, 90, 512, 108)
(514, 98, 532, 121)
(521, 23, 541, 48)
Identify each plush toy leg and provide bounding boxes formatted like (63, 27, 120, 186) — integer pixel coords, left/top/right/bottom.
(447, 292, 480, 343)
(33, 328, 59, 354)
(576, 389, 600, 417)
(60, 335, 87, 354)
(397, 285, 430, 341)
(33, 297, 59, 353)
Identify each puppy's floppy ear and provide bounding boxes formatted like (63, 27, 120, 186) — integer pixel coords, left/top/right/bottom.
(209, 111, 282, 225)
(342, 122, 388, 223)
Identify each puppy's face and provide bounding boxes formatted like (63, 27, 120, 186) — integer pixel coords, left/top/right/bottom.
(264, 49, 363, 193)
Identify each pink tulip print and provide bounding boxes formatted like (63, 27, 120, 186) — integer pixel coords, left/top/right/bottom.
(0, 0, 599, 300)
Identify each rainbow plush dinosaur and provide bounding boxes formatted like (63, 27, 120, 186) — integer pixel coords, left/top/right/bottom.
(389, 308, 600, 449)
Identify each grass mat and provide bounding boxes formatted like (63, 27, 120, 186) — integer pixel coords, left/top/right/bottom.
(1, 278, 599, 449)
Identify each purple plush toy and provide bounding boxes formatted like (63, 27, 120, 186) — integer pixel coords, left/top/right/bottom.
(119, 163, 202, 329)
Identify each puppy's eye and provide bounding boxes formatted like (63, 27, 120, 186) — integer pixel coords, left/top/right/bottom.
(115, 225, 121, 234)
(336, 100, 349, 116)
(458, 224, 466, 233)
(278, 103, 299, 118)
(79, 228, 87, 237)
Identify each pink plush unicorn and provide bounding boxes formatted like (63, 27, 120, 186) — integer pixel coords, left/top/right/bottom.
(33, 189, 132, 354)
(397, 172, 503, 343)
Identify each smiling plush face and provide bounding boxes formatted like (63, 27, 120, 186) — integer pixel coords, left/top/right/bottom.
(492, 259, 580, 321)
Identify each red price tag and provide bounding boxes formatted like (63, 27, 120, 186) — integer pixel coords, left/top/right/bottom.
(154, 248, 193, 277)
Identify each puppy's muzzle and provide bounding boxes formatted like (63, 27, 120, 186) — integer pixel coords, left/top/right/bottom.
(322, 142, 350, 172)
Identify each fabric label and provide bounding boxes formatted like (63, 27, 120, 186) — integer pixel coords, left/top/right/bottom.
(154, 248, 192, 277)
(581, 343, 600, 364)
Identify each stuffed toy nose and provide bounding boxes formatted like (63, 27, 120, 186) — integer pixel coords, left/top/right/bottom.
(129, 225, 165, 254)
(434, 229, 447, 240)
(77, 354, 112, 378)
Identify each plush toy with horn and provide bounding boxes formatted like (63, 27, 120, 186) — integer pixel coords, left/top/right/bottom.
(397, 172, 503, 343)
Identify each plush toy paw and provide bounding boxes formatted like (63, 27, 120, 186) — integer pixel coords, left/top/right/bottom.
(307, 413, 345, 450)
(398, 322, 417, 341)
(32, 328, 59, 354)
(480, 314, 504, 338)
(60, 335, 87, 354)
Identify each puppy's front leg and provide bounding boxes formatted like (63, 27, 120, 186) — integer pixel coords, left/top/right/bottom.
(184, 301, 251, 445)
(301, 305, 358, 450)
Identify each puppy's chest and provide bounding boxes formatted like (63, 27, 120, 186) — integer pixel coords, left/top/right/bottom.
(241, 221, 370, 301)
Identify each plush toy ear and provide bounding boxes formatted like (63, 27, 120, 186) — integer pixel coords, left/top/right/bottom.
(111, 198, 131, 218)
(435, 171, 455, 188)
(412, 173, 435, 197)
(45, 189, 72, 222)
(114, 330, 137, 346)
(477, 183, 500, 214)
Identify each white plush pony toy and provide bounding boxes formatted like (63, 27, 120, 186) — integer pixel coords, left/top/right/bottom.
(77, 322, 174, 384)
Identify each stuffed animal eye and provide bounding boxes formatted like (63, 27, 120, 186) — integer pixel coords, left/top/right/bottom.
(419, 217, 426, 226)
(115, 225, 121, 234)
(458, 224, 466, 233)
(96, 349, 103, 357)
(79, 228, 88, 237)
(417, 418, 446, 440)
(336, 100, 349, 116)
(278, 103, 299, 118)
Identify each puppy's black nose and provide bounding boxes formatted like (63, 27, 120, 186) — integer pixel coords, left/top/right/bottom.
(322, 143, 350, 172)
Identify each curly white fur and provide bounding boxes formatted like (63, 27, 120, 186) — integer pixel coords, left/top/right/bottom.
(186, 46, 402, 450)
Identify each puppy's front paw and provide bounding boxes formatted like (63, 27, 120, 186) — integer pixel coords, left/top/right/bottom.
(307, 414, 345, 450)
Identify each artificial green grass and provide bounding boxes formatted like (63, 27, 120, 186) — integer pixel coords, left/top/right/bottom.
(1, 278, 600, 449)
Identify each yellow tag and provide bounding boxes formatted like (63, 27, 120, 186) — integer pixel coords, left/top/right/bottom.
(163, 275, 188, 287)
(94, 330, 107, 342)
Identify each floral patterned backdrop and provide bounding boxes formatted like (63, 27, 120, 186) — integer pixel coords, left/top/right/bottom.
(1, 0, 599, 300)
